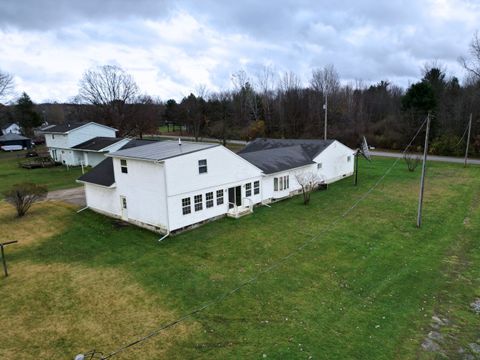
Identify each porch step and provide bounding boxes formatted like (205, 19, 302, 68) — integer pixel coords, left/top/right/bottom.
(227, 208, 252, 219)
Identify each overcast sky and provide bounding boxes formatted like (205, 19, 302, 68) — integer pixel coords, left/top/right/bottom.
(0, 0, 479, 103)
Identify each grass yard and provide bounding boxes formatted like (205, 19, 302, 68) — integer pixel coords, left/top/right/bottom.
(0, 158, 479, 359)
(0, 153, 83, 196)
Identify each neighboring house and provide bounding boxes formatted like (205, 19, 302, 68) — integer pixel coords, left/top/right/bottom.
(78, 138, 355, 234)
(0, 133, 32, 151)
(41, 122, 118, 165)
(1, 123, 21, 135)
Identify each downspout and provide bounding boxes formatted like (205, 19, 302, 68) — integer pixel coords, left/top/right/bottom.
(157, 159, 171, 242)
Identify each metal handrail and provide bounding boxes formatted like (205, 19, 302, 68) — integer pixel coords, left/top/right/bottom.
(242, 197, 254, 213)
(228, 201, 238, 214)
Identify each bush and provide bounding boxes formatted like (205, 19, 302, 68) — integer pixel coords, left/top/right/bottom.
(2, 183, 48, 217)
(430, 134, 464, 156)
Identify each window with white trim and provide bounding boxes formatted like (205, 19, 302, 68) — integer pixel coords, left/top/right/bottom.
(274, 175, 290, 191)
(317, 163, 322, 169)
(206, 192, 214, 208)
(216, 190, 224, 205)
(245, 183, 252, 197)
(182, 197, 191, 215)
(198, 159, 207, 174)
(194, 194, 203, 211)
(254, 181, 260, 195)
(347, 156, 351, 162)
(120, 159, 128, 174)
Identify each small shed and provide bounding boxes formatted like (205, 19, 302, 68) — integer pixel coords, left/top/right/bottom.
(0, 133, 32, 150)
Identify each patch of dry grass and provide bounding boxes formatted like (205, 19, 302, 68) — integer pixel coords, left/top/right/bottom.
(0, 202, 73, 248)
(0, 262, 194, 359)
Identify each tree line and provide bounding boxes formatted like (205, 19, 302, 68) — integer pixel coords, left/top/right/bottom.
(1, 34, 480, 156)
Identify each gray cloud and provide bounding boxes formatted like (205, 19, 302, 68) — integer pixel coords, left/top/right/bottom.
(0, 0, 478, 102)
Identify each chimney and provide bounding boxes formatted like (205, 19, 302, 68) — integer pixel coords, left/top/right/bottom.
(178, 138, 182, 146)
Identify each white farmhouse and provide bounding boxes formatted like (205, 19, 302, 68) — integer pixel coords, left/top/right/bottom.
(78, 138, 355, 234)
(1, 122, 21, 135)
(41, 122, 121, 166)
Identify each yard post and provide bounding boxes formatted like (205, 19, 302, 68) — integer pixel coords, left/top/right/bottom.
(417, 113, 431, 228)
(354, 150, 359, 186)
(1, 244, 7, 277)
(464, 113, 472, 168)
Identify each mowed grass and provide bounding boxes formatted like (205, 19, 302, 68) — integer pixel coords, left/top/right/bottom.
(0, 158, 479, 359)
(0, 154, 82, 196)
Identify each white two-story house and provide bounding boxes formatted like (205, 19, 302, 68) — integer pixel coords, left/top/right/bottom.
(78, 138, 355, 234)
(41, 122, 122, 166)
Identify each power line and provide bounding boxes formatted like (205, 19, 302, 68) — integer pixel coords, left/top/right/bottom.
(79, 118, 428, 360)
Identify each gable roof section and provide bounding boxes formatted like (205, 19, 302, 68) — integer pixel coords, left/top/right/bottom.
(40, 122, 117, 134)
(239, 145, 314, 174)
(0, 133, 30, 141)
(71, 137, 126, 151)
(1, 122, 18, 131)
(109, 140, 219, 162)
(77, 139, 160, 187)
(239, 138, 334, 159)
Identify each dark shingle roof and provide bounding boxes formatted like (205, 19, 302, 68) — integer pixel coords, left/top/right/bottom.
(0, 133, 30, 141)
(238, 138, 334, 158)
(238, 138, 335, 173)
(77, 139, 159, 187)
(109, 140, 218, 161)
(71, 137, 125, 151)
(239, 145, 314, 174)
(40, 122, 88, 133)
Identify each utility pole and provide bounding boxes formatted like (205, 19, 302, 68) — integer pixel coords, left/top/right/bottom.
(417, 113, 431, 228)
(464, 113, 472, 167)
(323, 92, 328, 140)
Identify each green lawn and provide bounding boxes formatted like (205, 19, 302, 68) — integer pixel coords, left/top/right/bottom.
(1, 158, 479, 359)
(0, 152, 83, 196)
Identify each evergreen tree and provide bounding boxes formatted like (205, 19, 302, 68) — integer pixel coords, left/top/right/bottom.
(15, 92, 41, 135)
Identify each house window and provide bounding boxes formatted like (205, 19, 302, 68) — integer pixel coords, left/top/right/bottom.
(206, 192, 214, 208)
(216, 190, 224, 205)
(347, 156, 351, 162)
(121, 197, 127, 209)
(274, 175, 290, 191)
(198, 159, 207, 174)
(120, 159, 128, 174)
(182, 197, 191, 215)
(245, 183, 252, 197)
(52, 134, 55, 139)
(194, 194, 203, 211)
(317, 163, 322, 169)
(254, 181, 260, 195)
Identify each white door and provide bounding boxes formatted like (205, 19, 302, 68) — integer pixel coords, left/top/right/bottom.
(120, 196, 128, 220)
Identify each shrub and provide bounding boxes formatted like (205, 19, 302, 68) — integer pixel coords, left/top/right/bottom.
(2, 183, 48, 217)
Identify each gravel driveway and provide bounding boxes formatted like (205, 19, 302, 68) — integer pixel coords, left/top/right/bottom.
(46, 187, 86, 207)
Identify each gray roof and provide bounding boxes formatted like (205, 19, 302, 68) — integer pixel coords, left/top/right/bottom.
(77, 139, 161, 187)
(1, 122, 18, 130)
(239, 145, 314, 174)
(109, 140, 219, 161)
(238, 138, 335, 174)
(71, 137, 125, 151)
(40, 122, 88, 133)
(40, 122, 116, 134)
(239, 138, 334, 158)
(0, 133, 30, 141)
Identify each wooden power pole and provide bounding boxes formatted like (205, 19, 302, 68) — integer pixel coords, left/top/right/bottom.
(417, 113, 431, 228)
(324, 93, 328, 140)
(464, 113, 472, 167)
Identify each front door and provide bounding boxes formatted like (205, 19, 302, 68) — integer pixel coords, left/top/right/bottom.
(228, 186, 242, 208)
(120, 196, 128, 220)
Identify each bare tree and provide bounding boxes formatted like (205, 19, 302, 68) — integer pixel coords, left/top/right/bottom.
(310, 64, 340, 95)
(460, 31, 480, 80)
(403, 152, 421, 172)
(77, 65, 139, 132)
(3, 183, 48, 217)
(295, 171, 324, 205)
(0, 69, 14, 100)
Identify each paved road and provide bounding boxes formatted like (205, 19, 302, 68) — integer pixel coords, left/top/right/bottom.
(371, 151, 480, 165)
(47, 187, 86, 207)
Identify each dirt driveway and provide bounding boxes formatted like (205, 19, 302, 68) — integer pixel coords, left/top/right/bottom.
(47, 187, 86, 207)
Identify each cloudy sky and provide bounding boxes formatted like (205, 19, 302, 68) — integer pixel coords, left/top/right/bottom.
(0, 0, 479, 103)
